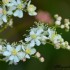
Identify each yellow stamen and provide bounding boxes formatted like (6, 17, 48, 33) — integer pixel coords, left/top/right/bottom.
(31, 34, 37, 39)
(25, 49, 31, 54)
(12, 50, 17, 55)
(17, 4, 23, 10)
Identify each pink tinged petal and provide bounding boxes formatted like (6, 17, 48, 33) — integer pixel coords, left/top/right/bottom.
(14, 56, 19, 63)
(9, 55, 14, 60)
(30, 40, 35, 47)
(3, 51, 11, 56)
(35, 39, 41, 46)
(16, 45, 21, 52)
(25, 54, 30, 59)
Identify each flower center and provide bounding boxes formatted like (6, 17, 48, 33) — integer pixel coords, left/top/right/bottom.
(25, 49, 31, 54)
(2, 0, 10, 4)
(12, 50, 17, 55)
(31, 34, 37, 39)
(3, 9, 7, 15)
(27, 4, 36, 12)
(17, 4, 23, 10)
(51, 34, 56, 41)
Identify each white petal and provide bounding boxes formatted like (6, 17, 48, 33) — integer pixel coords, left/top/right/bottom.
(30, 48, 36, 55)
(30, 31, 35, 35)
(36, 29, 43, 35)
(13, 10, 23, 18)
(17, 52, 25, 59)
(9, 55, 14, 60)
(18, 10, 23, 18)
(25, 37, 31, 42)
(35, 39, 41, 46)
(29, 12, 37, 16)
(2, 15, 7, 22)
(7, 45, 12, 51)
(25, 54, 30, 59)
(22, 45, 25, 51)
(16, 45, 21, 52)
(3, 51, 11, 56)
(17, 0, 21, 4)
(13, 10, 19, 17)
(14, 56, 19, 63)
(7, 11, 13, 15)
(30, 40, 35, 47)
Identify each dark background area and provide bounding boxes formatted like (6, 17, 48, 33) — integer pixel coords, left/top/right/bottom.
(0, 0, 70, 70)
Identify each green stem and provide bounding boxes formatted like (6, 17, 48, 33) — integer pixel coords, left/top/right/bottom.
(46, 41, 54, 46)
(0, 24, 8, 33)
(0, 59, 5, 62)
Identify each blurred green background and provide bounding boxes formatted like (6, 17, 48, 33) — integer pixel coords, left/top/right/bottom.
(0, 0, 70, 70)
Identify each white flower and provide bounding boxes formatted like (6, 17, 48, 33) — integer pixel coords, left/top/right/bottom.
(13, 0, 24, 18)
(53, 34, 63, 44)
(3, 0, 16, 7)
(25, 28, 43, 46)
(27, 1, 37, 16)
(40, 35, 49, 45)
(0, 7, 8, 23)
(55, 20, 61, 25)
(2, 0, 11, 5)
(3, 45, 25, 64)
(22, 44, 36, 59)
(47, 28, 56, 40)
(61, 25, 65, 29)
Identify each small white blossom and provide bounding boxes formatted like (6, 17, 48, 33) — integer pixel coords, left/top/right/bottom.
(13, 0, 25, 18)
(61, 25, 65, 29)
(22, 44, 36, 59)
(3, 45, 25, 64)
(25, 28, 43, 46)
(55, 20, 61, 25)
(27, 1, 37, 16)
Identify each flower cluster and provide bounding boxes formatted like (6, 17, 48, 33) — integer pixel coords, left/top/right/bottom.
(0, 20, 70, 64)
(54, 14, 70, 31)
(0, 0, 37, 26)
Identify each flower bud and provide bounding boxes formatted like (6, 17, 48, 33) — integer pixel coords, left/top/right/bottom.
(35, 52, 41, 58)
(61, 25, 65, 29)
(55, 21, 61, 25)
(40, 57, 45, 62)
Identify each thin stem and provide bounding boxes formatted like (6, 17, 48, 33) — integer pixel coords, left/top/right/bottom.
(0, 24, 8, 33)
(0, 59, 5, 62)
(46, 41, 54, 46)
